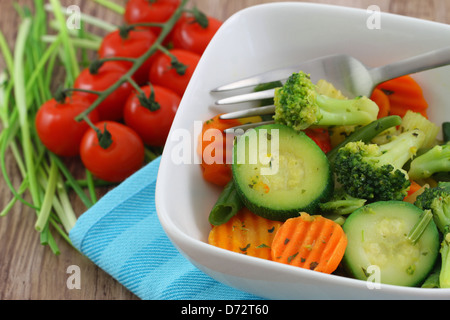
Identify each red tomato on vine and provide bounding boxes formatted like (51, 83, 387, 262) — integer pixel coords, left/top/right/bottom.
(80, 121, 145, 182)
(124, 84, 180, 146)
(35, 95, 100, 157)
(124, 0, 181, 35)
(148, 48, 200, 97)
(98, 28, 157, 85)
(73, 61, 133, 121)
(169, 13, 222, 55)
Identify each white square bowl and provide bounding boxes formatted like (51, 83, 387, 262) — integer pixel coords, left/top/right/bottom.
(156, 2, 450, 299)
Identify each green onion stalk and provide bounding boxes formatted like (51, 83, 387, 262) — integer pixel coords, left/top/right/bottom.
(0, 0, 190, 254)
(93, 0, 125, 15)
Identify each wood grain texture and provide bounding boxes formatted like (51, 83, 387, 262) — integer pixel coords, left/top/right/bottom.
(0, 0, 448, 300)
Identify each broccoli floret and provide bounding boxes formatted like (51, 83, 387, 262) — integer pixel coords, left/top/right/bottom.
(273, 71, 379, 131)
(333, 129, 426, 202)
(415, 182, 450, 288)
(415, 182, 450, 234)
(408, 144, 450, 180)
(318, 188, 367, 215)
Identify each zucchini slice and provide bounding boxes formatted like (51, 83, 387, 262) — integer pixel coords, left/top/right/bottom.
(343, 201, 440, 287)
(232, 124, 333, 221)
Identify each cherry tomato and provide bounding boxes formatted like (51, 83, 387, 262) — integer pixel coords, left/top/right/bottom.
(169, 14, 222, 55)
(80, 121, 145, 182)
(124, 85, 180, 146)
(98, 28, 157, 85)
(124, 0, 181, 36)
(148, 48, 200, 97)
(35, 95, 99, 157)
(73, 61, 133, 121)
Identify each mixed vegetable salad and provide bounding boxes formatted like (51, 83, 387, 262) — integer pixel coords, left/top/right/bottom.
(0, 0, 221, 254)
(200, 70, 450, 288)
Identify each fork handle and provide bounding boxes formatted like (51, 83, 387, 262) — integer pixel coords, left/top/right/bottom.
(369, 46, 450, 85)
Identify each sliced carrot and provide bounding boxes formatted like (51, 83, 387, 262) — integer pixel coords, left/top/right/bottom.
(208, 207, 283, 260)
(200, 163, 233, 187)
(375, 75, 428, 118)
(387, 94, 428, 111)
(197, 114, 241, 186)
(405, 180, 422, 199)
(370, 88, 390, 119)
(198, 114, 263, 186)
(377, 75, 423, 97)
(271, 213, 347, 274)
(389, 100, 428, 118)
(197, 114, 240, 162)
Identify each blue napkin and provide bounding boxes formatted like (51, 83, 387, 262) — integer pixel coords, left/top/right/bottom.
(69, 157, 261, 300)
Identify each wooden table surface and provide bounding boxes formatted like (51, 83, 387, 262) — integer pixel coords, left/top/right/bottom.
(0, 0, 449, 300)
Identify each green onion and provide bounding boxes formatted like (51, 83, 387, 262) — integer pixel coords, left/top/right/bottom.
(48, 0, 80, 83)
(0, 30, 13, 74)
(14, 18, 40, 207)
(41, 35, 101, 51)
(51, 153, 93, 209)
(93, 0, 126, 15)
(44, 3, 118, 32)
(85, 169, 98, 204)
(0, 3, 84, 252)
(35, 157, 58, 232)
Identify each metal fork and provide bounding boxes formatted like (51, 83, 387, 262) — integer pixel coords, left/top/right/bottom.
(212, 47, 450, 132)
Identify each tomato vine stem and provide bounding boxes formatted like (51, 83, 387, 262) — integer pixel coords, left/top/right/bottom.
(74, 0, 190, 122)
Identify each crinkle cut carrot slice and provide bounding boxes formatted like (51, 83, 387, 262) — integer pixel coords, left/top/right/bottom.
(208, 207, 283, 260)
(271, 213, 347, 274)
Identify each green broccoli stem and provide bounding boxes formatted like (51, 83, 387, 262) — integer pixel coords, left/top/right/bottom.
(406, 209, 433, 245)
(421, 264, 441, 288)
(274, 71, 379, 131)
(327, 115, 402, 164)
(408, 144, 450, 180)
(319, 197, 366, 215)
(415, 183, 450, 288)
(315, 95, 379, 127)
(377, 129, 426, 170)
(439, 232, 450, 288)
(431, 198, 450, 235)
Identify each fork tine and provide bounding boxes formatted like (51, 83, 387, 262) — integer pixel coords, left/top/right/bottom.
(215, 88, 275, 105)
(223, 120, 275, 134)
(219, 105, 275, 120)
(211, 67, 294, 92)
(212, 76, 265, 92)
